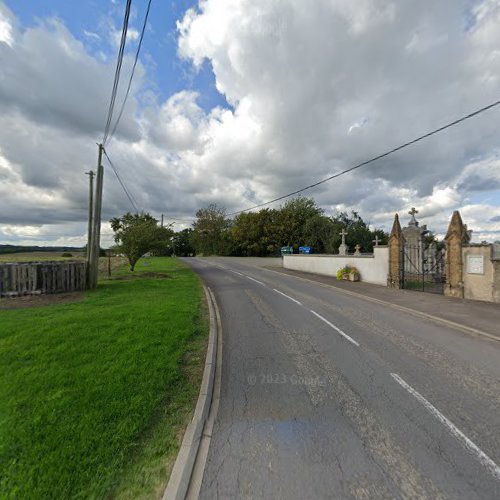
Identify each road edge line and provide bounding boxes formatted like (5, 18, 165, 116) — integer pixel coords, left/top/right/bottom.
(265, 268, 500, 343)
(163, 285, 219, 500)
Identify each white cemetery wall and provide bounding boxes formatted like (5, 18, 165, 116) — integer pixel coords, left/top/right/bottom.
(283, 247, 389, 286)
(462, 245, 496, 302)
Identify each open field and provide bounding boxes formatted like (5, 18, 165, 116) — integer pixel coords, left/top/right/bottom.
(0, 257, 207, 499)
(0, 251, 86, 262)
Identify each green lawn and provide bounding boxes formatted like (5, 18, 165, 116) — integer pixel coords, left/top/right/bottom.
(0, 257, 207, 499)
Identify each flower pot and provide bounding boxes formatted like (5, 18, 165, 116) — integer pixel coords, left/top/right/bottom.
(349, 272, 359, 282)
(342, 273, 349, 280)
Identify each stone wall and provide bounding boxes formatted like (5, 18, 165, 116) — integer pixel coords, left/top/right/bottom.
(283, 247, 389, 285)
(462, 245, 500, 303)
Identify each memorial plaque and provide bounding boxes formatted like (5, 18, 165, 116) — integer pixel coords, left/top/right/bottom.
(467, 255, 484, 274)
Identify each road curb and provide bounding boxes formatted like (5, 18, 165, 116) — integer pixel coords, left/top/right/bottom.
(163, 285, 219, 500)
(266, 267, 500, 343)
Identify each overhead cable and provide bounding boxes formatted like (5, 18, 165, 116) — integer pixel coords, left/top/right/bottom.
(102, 149, 140, 213)
(108, 0, 153, 143)
(228, 98, 500, 216)
(103, 0, 132, 145)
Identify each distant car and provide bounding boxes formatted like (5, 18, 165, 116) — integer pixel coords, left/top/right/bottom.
(280, 246, 293, 255)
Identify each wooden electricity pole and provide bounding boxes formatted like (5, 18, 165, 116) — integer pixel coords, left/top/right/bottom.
(88, 144, 104, 289)
(85, 170, 95, 279)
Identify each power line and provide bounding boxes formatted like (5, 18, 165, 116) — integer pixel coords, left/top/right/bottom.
(103, 0, 132, 146)
(102, 149, 140, 213)
(228, 98, 500, 216)
(108, 0, 153, 143)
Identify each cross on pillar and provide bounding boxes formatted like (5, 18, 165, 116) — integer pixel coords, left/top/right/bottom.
(372, 235, 380, 246)
(340, 228, 348, 245)
(408, 207, 419, 226)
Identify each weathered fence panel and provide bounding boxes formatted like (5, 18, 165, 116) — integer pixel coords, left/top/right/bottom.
(0, 261, 87, 296)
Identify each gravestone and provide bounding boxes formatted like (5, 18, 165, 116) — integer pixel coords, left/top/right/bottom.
(338, 229, 348, 255)
(402, 208, 427, 274)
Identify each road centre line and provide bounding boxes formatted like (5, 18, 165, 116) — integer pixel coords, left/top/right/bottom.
(230, 270, 244, 276)
(246, 275, 265, 285)
(309, 310, 360, 347)
(273, 288, 302, 306)
(391, 373, 500, 482)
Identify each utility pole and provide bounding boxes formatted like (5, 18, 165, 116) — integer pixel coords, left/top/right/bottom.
(88, 144, 104, 289)
(161, 214, 164, 227)
(85, 170, 95, 281)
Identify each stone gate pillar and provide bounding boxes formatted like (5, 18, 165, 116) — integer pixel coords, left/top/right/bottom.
(388, 214, 405, 289)
(444, 210, 470, 298)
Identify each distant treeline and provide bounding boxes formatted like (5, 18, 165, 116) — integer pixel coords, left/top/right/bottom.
(188, 197, 390, 257)
(0, 245, 84, 255)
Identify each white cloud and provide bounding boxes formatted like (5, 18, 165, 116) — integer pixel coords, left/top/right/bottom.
(83, 30, 101, 42)
(0, 6, 13, 46)
(1, 0, 500, 246)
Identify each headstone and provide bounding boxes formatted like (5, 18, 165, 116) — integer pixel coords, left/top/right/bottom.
(338, 229, 348, 255)
(402, 207, 427, 274)
(354, 244, 361, 255)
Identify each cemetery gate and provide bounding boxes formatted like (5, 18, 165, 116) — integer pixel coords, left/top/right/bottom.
(402, 242, 446, 294)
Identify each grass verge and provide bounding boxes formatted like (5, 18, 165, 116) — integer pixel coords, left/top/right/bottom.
(0, 257, 207, 498)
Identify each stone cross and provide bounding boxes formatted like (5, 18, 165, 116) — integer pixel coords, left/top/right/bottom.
(354, 244, 361, 255)
(340, 228, 348, 244)
(408, 207, 419, 227)
(338, 229, 348, 256)
(372, 235, 380, 246)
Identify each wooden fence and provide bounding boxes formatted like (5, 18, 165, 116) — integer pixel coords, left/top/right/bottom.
(0, 261, 87, 296)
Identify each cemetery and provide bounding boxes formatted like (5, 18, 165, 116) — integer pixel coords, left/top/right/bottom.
(285, 208, 500, 303)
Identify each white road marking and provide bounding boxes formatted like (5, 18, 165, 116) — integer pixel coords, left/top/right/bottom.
(230, 270, 244, 276)
(391, 373, 500, 482)
(273, 288, 302, 306)
(309, 310, 360, 347)
(246, 276, 265, 285)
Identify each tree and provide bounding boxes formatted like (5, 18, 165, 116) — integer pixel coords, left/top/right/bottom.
(110, 212, 174, 271)
(173, 228, 196, 256)
(327, 211, 388, 253)
(303, 215, 335, 253)
(191, 204, 233, 255)
(275, 197, 323, 249)
(231, 209, 280, 256)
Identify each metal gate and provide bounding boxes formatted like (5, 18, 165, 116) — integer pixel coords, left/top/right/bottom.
(402, 243, 446, 294)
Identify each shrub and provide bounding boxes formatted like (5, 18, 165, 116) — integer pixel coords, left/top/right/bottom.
(61, 252, 73, 258)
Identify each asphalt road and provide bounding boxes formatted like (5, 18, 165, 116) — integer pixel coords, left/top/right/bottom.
(183, 257, 500, 500)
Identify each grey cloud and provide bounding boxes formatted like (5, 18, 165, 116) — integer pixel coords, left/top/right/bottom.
(2, 1, 500, 244)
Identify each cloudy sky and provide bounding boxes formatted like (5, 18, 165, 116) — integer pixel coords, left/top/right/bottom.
(1, 0, 500, 247)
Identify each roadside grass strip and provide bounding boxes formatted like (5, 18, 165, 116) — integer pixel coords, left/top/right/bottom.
(391, 373, 500, 481)
(0, 257, 208, 499)
(309, 310, 360, 347)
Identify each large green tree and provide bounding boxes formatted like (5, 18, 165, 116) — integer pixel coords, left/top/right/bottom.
(173, 228, 196, 256)
(275, 197, 323, 249)
(110, 212, 174, 271)
(191, 204, 233, 255)
(231, 209, 280, 256)
(303, 215, 335, 253)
